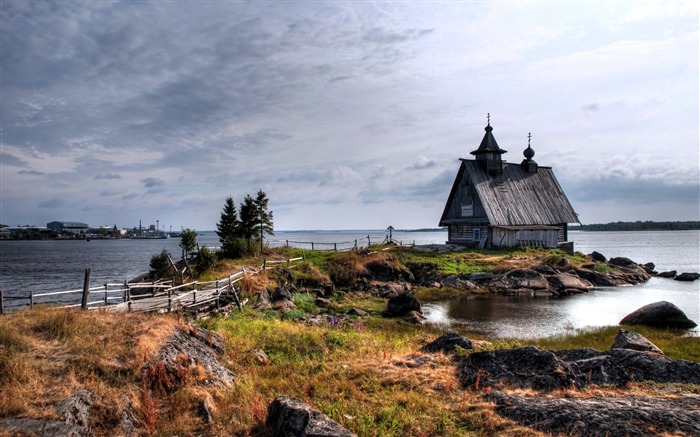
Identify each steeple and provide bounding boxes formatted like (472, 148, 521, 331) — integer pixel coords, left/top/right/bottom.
(470, 113, 507, 176)
(521, 132, 538, 174)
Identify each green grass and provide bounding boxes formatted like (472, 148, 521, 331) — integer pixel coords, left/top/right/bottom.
(531, 325, 700, 362)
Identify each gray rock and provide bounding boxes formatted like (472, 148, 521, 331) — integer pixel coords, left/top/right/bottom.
(440, 275, 478, 290)
(608, 257, 638, 268)
(656, 270, 677, 278)
(469, 272, 494, 281)
(55, 389, 96, 429)
(486, 391, 700, 437)
(347, 308, 367, 317)
(458, 345, 700, 391)
(255, 290, 272, 309)
(611, 329, 663, 354)
(145, 327, 235, 390)
(271, 287, 293, 302)
(315, 297, 331, 307)
(402, 310, 426, 324)
(503, 269, 550, 290)
(620, 301, 697, 329)
(590, 251, 607, 262)
(546, 272, 592, 293)
(266, 396, 356, 437)
(0, 418, 91, 437)
(382, 291, 422, 318)
(535, 264, 557, 275)
(675, 272, 700, 281)
(421, 330, 473, 354)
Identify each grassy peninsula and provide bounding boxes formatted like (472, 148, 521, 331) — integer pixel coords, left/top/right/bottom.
(1, 246, 698, 436)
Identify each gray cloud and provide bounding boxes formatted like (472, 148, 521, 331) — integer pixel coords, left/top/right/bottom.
(94, 174, 121, 180)
(1, 1, 697, 229)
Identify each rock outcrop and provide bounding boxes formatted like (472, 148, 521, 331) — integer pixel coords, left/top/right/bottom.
(620, 301, 697, 329)
(145, 325, 234, 390)
(458, 342, 700, 391)
(675, 272, 700, 281)
(266, 396, 356, 437)
(486, 391, 700, 437)
(611, 329, 663, 354)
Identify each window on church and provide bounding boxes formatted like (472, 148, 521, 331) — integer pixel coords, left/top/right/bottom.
(461, 201, 473, 217)
(473, 227, 481, 241)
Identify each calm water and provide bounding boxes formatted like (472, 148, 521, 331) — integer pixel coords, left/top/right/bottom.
(1, 229, 698, 338)
(423, 230, 700, 337)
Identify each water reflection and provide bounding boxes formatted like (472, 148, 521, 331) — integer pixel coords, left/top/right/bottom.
(423, 279, 700, 339)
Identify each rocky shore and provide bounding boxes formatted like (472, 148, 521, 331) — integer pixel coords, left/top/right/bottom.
(1, 245, 697, 436)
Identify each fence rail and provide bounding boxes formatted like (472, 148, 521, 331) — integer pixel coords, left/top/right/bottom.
(0, 255, 304, 315)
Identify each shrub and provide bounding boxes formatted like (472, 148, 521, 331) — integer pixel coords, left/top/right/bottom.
(195, 246, 217, 275)
(150, 249, 173, 279)
(221, 237, 248, 259)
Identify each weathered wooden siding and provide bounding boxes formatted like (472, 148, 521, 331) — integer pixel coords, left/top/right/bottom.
(491, 227, 559, 248)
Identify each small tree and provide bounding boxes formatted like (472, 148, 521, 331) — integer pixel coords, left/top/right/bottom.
(253, 189, 274, 253)
(180, 228, 197, 259)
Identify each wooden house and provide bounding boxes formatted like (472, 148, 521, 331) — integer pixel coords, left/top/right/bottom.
(439, 118, 579, 250)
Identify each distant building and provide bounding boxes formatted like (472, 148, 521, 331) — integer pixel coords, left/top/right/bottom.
(439, 117, 579, 249)
(47, 221, 89, 233)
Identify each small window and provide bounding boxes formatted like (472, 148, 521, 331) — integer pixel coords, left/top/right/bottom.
(461, 201, 474, 217)
(473, 227, 481, 241)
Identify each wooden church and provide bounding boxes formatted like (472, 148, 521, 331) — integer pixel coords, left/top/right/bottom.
(439, 116, 579, 250)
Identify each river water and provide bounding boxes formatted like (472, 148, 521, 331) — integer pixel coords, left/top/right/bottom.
(1, 230, 698, 338)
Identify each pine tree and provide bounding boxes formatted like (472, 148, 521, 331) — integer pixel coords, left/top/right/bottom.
(216, 196, 246, 258)
(216, 196, 239, 244)
(238, 194, 257, 254)
(253, 189, 274, 253)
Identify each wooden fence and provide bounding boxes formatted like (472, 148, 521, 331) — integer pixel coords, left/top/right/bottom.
(0, 256, 304, 315)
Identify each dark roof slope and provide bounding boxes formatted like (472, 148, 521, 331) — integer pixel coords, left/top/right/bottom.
(464, 160, 579, 226)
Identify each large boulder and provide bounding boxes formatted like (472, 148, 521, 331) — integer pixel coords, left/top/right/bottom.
(266, 396, 356, 437)
(611, 329, 663, 354)
(382, 291, 422, 318)
(620, 301, 697, 329)
(590, 251, 607, 262)
(421, 331, 473, 354)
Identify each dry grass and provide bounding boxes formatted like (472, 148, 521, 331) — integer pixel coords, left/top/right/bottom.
(0, 308, 182, 435)
(2, 296, 698, 436)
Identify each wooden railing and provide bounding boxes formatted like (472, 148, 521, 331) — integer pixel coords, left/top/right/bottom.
(0, 255, 304, 314)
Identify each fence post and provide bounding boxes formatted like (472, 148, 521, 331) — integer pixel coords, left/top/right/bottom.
(286, 240, 289, 248)
(29, 290, 34, 309)
(302, 251, 306, 262)
(354, 239, 357, 249)
(0, 289, 3, 314)
(311, 242, 314, 251)
(151, 279, 156, 296)
(367, 235, 371, 247)
(334, 243, 337, 252)
(81, 268, 91, 311)
(104, 283, 108, 306)
(128, 300, 132, 312)
(123, 280, 128, 302)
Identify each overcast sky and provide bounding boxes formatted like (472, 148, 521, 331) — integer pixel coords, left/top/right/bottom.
(1, 1, 698, 231)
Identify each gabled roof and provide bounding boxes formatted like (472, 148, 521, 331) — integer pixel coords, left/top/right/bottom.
(439, 160, 579, 227)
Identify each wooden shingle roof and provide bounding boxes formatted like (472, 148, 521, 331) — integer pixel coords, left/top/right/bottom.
(462, 160, 579, 226)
